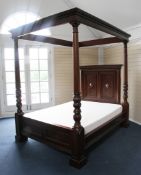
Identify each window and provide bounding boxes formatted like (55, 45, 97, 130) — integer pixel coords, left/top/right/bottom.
(0, 11, 52, 115)
(4, 48, 26, 108)
(29, 47, 50, 107)
(3, 46, 52, 112)
(0, 12, 51, 36)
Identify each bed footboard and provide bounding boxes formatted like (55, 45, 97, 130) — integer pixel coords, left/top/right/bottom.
(19, 116, 87, 168)
(21, 117, 73, 154)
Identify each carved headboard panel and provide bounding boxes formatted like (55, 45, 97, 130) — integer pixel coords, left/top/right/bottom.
(80, 65, 122, 104)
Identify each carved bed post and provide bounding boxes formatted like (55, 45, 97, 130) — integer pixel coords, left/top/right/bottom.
(14, 38, 27, 142)
(69, 21, 86, 168)
(122, 41, 129, 127)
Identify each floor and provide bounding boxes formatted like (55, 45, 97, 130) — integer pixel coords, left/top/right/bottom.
(0, 118, 141, 175)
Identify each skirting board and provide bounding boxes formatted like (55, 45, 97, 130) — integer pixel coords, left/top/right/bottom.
(129, 119, 141, 125)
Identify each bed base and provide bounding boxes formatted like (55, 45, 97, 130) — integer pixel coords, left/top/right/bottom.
(15, 112, 126, 168)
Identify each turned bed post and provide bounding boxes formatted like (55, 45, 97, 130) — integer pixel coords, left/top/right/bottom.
(14, 38, 27, 142)
(122, 41, 129, 126)
(69, 21, 86, 168)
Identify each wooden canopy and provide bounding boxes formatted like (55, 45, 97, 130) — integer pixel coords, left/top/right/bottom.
(10, 8, 130, 44)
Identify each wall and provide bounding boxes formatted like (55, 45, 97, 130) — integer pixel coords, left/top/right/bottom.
(104, 41, 141, 123)
(104, 44, 124, 99)
(54, 47, 98, 104)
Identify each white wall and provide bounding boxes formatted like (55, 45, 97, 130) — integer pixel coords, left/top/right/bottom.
(103, 39, 141, 124)
(54, 47, 98, 104)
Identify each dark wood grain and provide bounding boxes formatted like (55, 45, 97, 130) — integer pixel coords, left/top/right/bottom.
(19, 34, 72, 47)
(122, 42, 129, 127)
(79, 37, 123, 47)
(10, 8, 130, 41)
(14, 39, 27, 142)
(85, 113, 124, 149)
(71, 22, 82, 128)
(70, 22, 86, 168)
(14, 39, 23, 116)
(80, 65, 122, 104)
(22, 117, 72, 153)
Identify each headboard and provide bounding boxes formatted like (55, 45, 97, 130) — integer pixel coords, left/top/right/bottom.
(80, 65, 122, 104)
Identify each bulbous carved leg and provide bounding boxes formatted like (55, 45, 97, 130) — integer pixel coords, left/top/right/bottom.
(70, 126, 87, 168)
(121, 122, 129, 128)
(70, 92, 87, 168)
(15, 113, 28, 142)
(70, 155, 87, 169)
(15, 135, 28, 142)
(121, 102, 129, 128)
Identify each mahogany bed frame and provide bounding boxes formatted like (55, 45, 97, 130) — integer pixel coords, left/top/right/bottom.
(10, 8, 131, 168)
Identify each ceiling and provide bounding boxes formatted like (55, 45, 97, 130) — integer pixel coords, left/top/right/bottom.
(0, 0, 140, 40)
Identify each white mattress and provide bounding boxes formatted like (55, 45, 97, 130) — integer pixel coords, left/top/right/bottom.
(24, 101, 122, 134)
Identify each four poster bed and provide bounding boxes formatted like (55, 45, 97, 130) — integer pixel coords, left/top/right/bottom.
(10, 8, 131, 168)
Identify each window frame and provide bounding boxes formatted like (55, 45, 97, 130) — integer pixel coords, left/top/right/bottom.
(1, 44, 54, 115)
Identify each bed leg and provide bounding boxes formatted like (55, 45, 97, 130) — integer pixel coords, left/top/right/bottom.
(121, 118, 129, 128)
(15, 113, 28, 142)
(121, 102, 129, 128)
(15, 135, 28, 142)
(69, 127, 87, 168)
(70, 155, 87, 169)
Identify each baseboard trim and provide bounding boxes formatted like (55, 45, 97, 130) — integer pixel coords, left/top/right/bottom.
(0, 116, 14, 119)
(129, 119, 141, 125)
